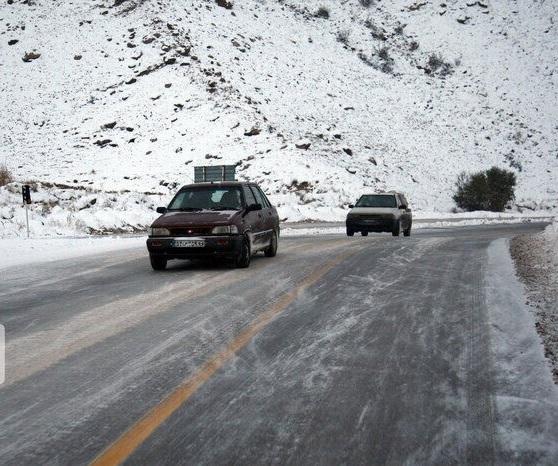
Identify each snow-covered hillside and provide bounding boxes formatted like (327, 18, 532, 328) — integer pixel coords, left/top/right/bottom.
(1, 0, 557, 236)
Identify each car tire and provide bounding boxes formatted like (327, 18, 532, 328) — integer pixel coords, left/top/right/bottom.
(346, 228, 354, 237)
(403, 227, 411, 237)
(361, 231, 368, 237)
(264, 231, 278, 257)
(150, 255, 167, 271)
(392, 220, 401, 237)
(235, 236, 251, 268)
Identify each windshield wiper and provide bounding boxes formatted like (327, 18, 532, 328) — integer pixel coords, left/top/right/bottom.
(169, 207, 203, 212)
(210, 206, 240, 211)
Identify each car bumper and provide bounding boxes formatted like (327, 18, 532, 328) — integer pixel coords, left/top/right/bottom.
(346, 217, 396, 232)
(146, 235, 242, 260)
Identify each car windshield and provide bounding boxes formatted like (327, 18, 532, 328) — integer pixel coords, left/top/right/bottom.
(168, 187, 243, 211)
(355, 195, 397, 208)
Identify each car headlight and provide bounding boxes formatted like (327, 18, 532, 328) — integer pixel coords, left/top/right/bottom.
(148, 227, 170, 237)
(211, 225, 238, 234)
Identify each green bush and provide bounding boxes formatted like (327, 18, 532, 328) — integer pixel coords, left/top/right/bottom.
(453, 166, 516, 212)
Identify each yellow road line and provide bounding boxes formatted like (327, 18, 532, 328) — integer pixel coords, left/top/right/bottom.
(90, 252, 351, 466)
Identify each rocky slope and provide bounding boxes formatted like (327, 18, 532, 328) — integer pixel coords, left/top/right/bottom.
(1, 0, 557, 235)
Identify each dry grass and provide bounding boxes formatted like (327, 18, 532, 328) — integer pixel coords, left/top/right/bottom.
(0, 163, 14, 186)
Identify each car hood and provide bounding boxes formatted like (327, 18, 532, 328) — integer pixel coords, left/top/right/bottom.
(152, 210, 241, 227)
(348, 207, 399, 215)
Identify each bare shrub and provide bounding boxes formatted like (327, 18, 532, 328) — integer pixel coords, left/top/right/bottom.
(427, 54, 444, 70)
(505, 152, 523, 172)
(364, 18, 386, 41)
(316, 6, 330, 18)
(377, 46, 390, 61)
(216, 0, 233, 9)
(426, 53, 454, 76)
(358, 46, 394, 74)
(357, 52, 372, 66)
(358, 0, 375, 7)
(394, 23, 405, 35)
(0, 163, 13, 187)
(336, 29, 350, 44)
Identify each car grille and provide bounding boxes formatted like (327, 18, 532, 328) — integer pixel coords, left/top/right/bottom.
(352, 214, 393, 221)
(169, 226, 213, 237)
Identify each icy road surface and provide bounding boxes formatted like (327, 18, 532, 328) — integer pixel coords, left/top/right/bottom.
(0, 224, 556, 465)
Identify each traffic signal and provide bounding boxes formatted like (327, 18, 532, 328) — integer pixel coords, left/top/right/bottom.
(22, 185, 31, 204)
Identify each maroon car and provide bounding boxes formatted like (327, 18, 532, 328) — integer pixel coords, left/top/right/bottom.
(146, 182, 280, 270)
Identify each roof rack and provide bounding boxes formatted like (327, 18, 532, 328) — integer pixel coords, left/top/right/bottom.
(194, 165, 236, 183)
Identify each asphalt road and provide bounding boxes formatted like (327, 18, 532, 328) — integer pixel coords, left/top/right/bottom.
(0, 223, 555, 465)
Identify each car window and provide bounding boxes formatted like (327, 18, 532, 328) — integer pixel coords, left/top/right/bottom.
(243, 186, 257, 206)
(250, 186, 267, 208)
(355, 195, 397, 208)
(255, 186, 272, 208)
(168, 187, 243, 211)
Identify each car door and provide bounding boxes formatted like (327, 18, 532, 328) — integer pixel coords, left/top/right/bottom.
(250, 185, 274, 246)
(257, 186, 280, 236)
(242, 185, 264, 250)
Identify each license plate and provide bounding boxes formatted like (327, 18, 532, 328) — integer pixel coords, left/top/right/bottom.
(172, 239, 205, 248)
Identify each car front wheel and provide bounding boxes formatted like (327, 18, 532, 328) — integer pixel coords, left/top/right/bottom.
(150, 255, 167, 271)
(235, 236, 251, 268)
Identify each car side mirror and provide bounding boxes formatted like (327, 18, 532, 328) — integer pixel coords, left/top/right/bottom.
(156, 207, 167, 214)
(348, 204, 354, 209)
(246, 203, 262, 212)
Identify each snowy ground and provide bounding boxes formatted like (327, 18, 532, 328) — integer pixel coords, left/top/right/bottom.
(0, 181, 165, 238)
(0, 235, 144, 272)
(0, 180, 554, 239)
(510, 220, 558, 383)
(281, 215, 556, 236)
(1, 215, 553, 272)
(1, 0, 557, 237)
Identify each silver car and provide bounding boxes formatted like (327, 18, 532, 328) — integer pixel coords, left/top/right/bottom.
(346, 192, 412, 237)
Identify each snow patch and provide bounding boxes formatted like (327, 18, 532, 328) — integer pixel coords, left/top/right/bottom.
(486, 239, 558, 461)
(0, 236, 144, 271)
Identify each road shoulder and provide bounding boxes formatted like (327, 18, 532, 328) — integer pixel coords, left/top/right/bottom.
(510, 222, 558, 383)
(486, 238, 558, 463)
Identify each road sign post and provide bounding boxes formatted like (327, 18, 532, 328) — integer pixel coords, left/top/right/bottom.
(22, 185, 31, 238)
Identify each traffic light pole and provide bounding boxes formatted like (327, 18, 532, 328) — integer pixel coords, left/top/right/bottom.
(25, 202, 29, 239)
